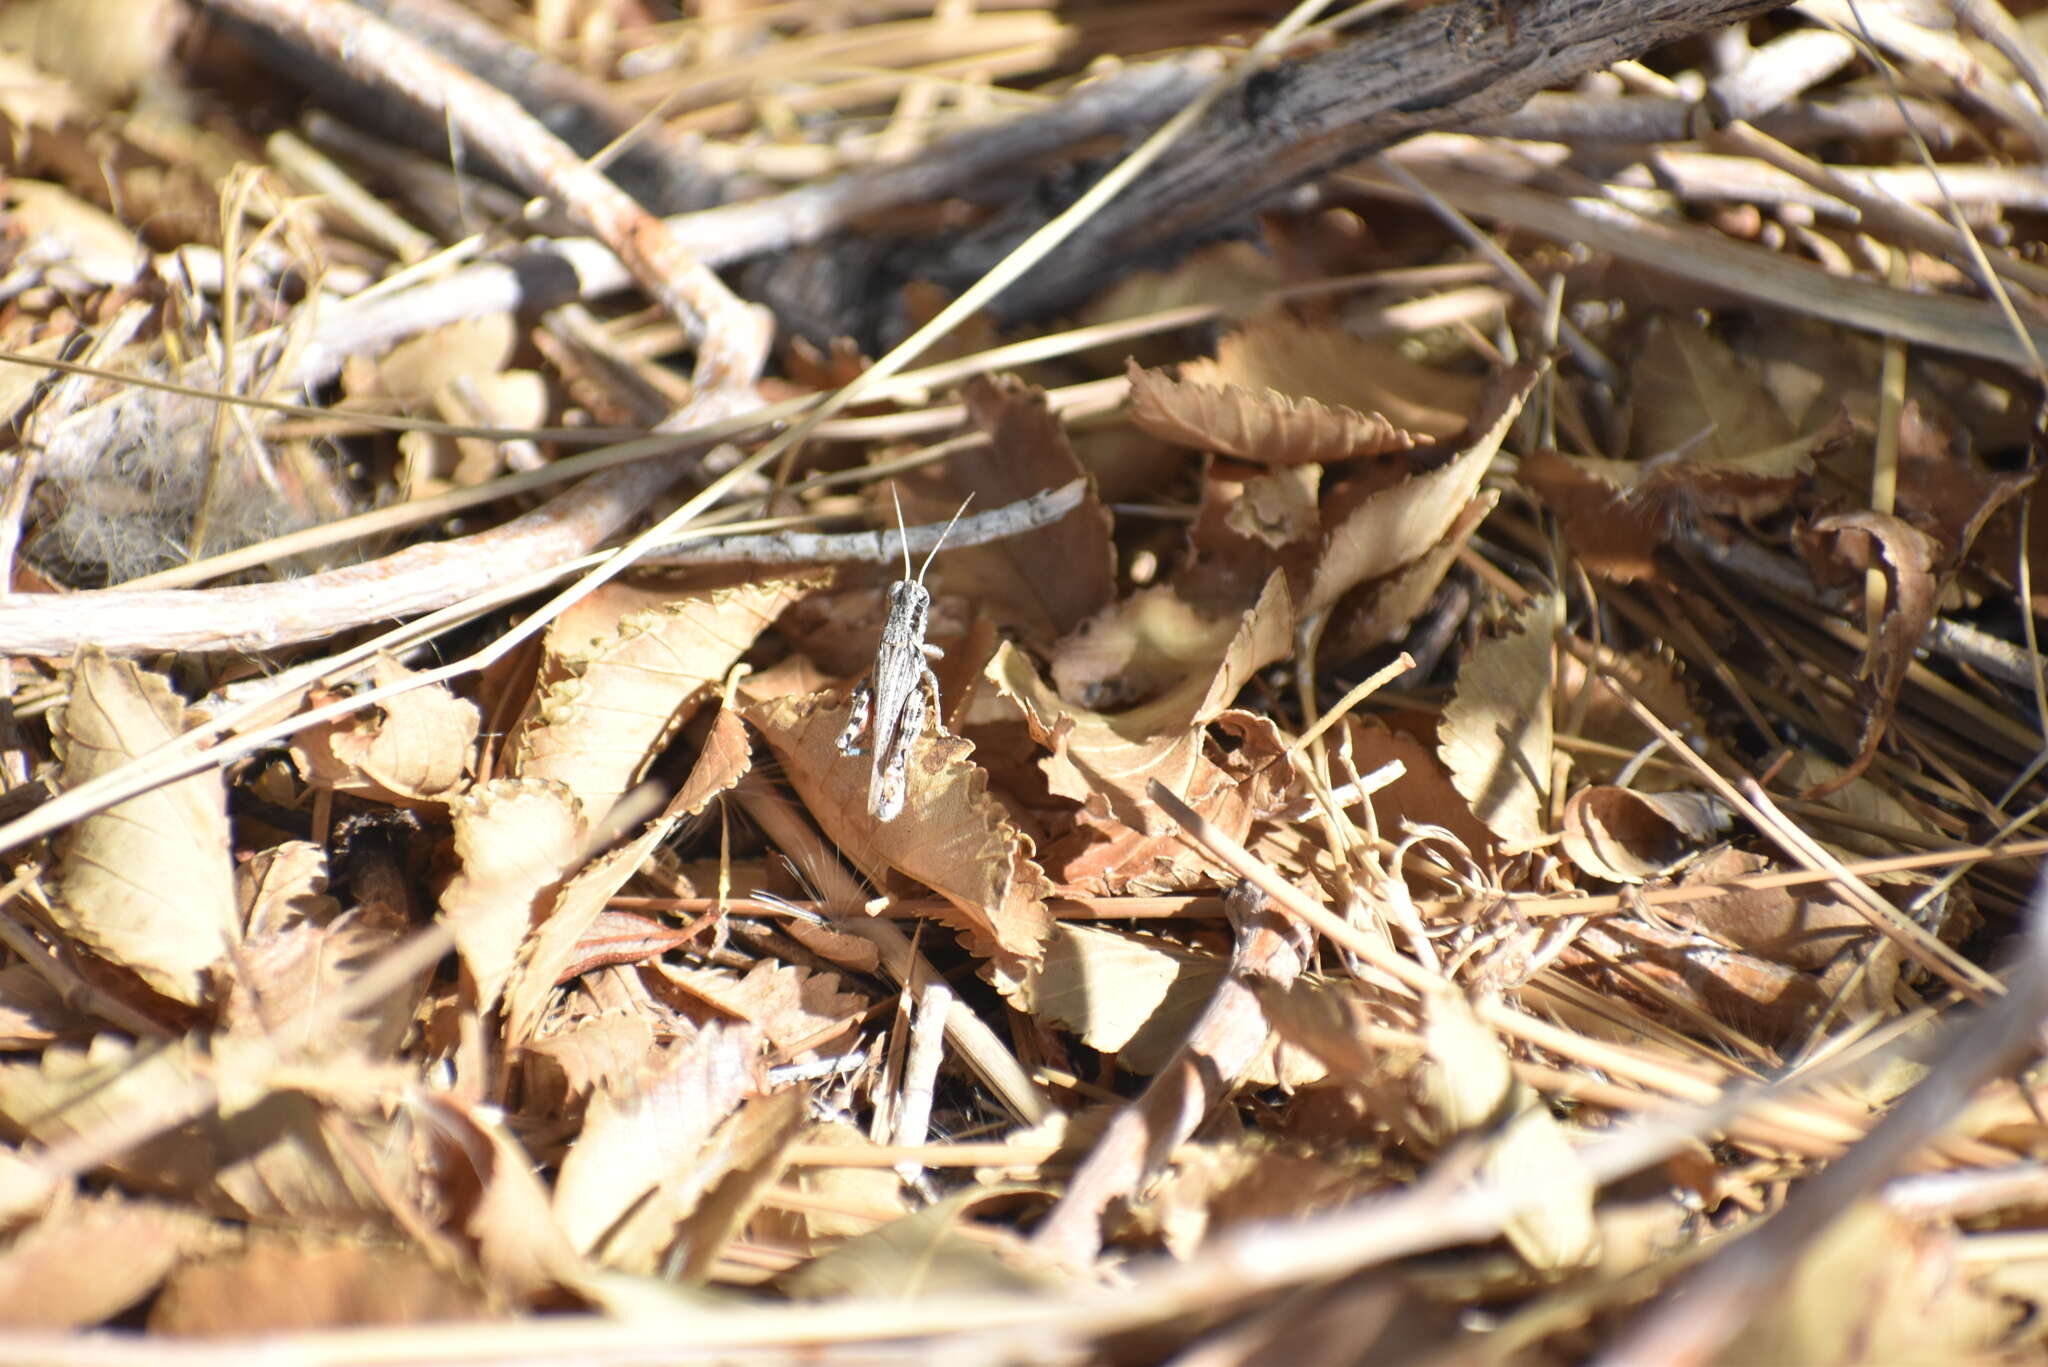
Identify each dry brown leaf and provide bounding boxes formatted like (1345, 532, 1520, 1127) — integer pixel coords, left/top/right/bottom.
(1201, 317, 1485, 441)
(511, 577, 813, 820)
(290, 658, 480, 806)
(1628, 315, 1795, 463)
(1309, 361, 1543, 615)
(993, 571, 1293, 831)
(654, 959, 865, 1053)
(1554, 643, 1704, 766)
(1559, 786, 1729, 883)
(526, 1011, 662, 1103)
(998, 923, 1225, 1069)
(344, 313, 516, 409)
(149, 1239, 486, 1334)
(221, 913, 418, 1060)
(0, 964, 95, 1049)
(0, 1193, 223, 1329)
(236, 840, 340, 940)
(502, 706, 751, 1050)
(552, 1021, 762, 1257)
(52, 650, 238, 1006)
(441, 778, 589, 1016)
(1128, 316, 1483, 465)
(932, 374, 1118, 649)
(1335, 718, 1497, 862)
(1328, 487, 1499, 659)
(2, 180, 147, 286)
(0, 1034, 392, 1223)
(1038, 713, 1295, 896)
(413, 1094, 587, 1303)
(745, 689, 1053, 962)
(1438, 596, 1557, 849)
(1520, 447, 1666, 582)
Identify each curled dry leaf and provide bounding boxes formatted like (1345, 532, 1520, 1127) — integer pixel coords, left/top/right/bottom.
(1128, 316, 1483, 466)
(52, 649, 238, 1006)
(511, 576, 816, 820)
(1127, 357, 1412, 467)
(290, 658, 480, 806)
(1559, 786, 1730, 883)
(1309, 361, 1543, 615)
(441, 778, 589, 1015)
(1797, 511, 1939, 798)
(995, 571, 1294, 831)
(744, 689, 1053, 962)
(551, 1021, 762, 1257)
(1438, 595, 1557, 850)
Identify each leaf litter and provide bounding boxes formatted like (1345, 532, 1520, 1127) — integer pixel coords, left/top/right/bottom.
(7, 2, 2048, 1363)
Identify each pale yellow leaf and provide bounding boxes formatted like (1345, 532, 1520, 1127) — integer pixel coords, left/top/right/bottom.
(52, 650, 238, 1006)
(1308, 362, 1542, 615)
(1722, 1203, 2016, 1365)
(1438, 595, 1556, 848)
(512, 577, 813, 819)
(780, 1188, 1057, 1300)
(441, 778, 588, 1015)
(1420, 992, 1513, 1138)
(552, 1022, 761, 1255)
(1486, 1105, 1599, 1272)
(290, 658, 479, 805)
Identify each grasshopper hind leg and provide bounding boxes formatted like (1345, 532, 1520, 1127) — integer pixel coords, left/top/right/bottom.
(837, 677, 874, 757)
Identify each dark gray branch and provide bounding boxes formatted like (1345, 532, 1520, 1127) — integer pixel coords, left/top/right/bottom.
(917, 0, 1797, 326)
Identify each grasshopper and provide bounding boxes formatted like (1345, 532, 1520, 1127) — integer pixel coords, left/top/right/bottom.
(837, 488, 970, 821)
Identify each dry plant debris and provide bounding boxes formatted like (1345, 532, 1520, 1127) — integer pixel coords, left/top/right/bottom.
(11, 0, 2048, 1362)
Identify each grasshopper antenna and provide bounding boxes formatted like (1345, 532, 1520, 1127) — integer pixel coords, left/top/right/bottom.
(889, 483, 915, 582)
(917, 493, 974, 585)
